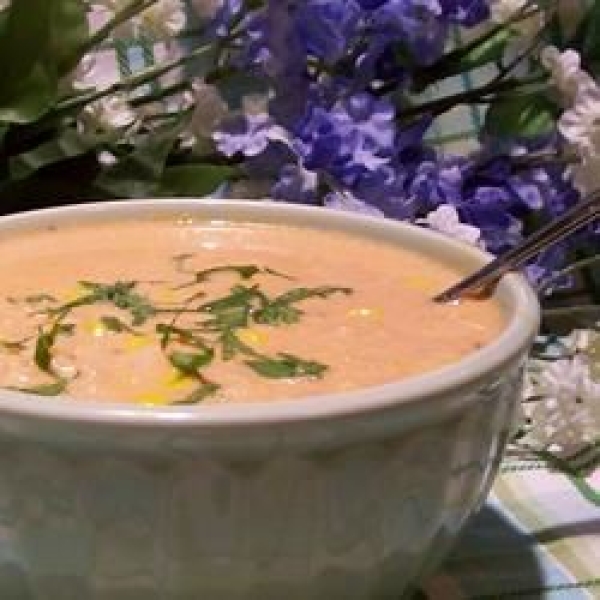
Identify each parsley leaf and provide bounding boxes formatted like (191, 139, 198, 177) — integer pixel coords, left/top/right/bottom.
(254, 286, 352, 325)
(245, 353, 327, 379)
(10, 380, 68, 396)
(24, 293, 57, 305)
(171, 382, 220, 405)
(78, 281, 156, 325)
(168, 349, 214, 376)
(99, 315, 140, 335)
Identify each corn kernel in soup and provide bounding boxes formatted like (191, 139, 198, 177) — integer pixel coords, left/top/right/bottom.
(0, 219, 504, 404)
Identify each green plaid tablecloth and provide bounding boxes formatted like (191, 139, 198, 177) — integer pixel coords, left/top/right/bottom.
(101, 8, 600, 597)
(424, 461, 600, 599)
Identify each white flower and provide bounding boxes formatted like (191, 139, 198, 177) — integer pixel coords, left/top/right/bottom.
(524, 355, 600, 456)
(91, 0, 186, 39)
(569, 159, 600, 195)
(541, 47, 596, 106)
(556, 79, 600, 194)
(490, 0, 527, 25)
(135, 0, 186, 39)
(490, 0, 543, 40)
(79, 94, 137, 133)
(98, 151, 118, 166)
(67, 53, 121, 93)
(560, 84, 600, 156)
(419, 204, 483, 248)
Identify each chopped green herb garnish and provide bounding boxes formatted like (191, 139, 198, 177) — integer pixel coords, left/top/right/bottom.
(24, 293, 57, 305)
(3, 262, 353, 401)
(168, 349, 214, 376)
(11, 380, 68, 396)
(254, 286, 352, 325)
(156, 323, 208, 350)
(34, 330, 56, 374)
(99, 316, 140, 335)
(245, 353, 327, 379)
(78, 281, 156, 325)
(171, 382, 220, 405)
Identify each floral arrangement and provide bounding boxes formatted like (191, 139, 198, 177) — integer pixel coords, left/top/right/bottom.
(0, 0, 598, 486)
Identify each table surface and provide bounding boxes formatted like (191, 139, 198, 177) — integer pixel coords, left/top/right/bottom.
(422, 459, 600, 599)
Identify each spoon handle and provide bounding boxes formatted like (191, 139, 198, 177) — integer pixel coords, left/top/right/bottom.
(433, 191, 600, 304)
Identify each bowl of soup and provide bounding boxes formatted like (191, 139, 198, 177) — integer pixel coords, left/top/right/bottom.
(0, 200, 538, 600)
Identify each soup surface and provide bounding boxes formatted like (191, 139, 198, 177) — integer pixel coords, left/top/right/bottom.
(0, 217, 505, 404)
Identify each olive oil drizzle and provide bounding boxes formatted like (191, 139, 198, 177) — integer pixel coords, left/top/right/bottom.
(2, 261, 353, 404)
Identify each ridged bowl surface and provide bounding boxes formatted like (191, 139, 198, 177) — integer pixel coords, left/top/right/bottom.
(0, 200, 540, 600)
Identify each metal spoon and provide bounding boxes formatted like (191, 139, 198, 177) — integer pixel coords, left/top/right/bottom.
(433, 190, 600, 303)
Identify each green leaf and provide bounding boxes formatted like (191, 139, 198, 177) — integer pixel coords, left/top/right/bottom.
(169, 349, 214, 376)
(77, 281, 156, 325)
(34, 331, 54, 373)
(572, 1, 600, 77)
(245, 353, 327, 379)
(460, 28, 511, 69)
(254, 286, 352, 325)
(99, 315, 139, 335)
(49, 0, 89, 76)
(219, 328, 256, 361)
(200, 285, 262, 314)
(412, 27, 510, 91)
(484, 93, 558, 138)
(94, 116, 191, 198)
(0, 0, 58, 122)
(156, 323, 209, 350)
(171, 382, 220, 405)
(158, 164, 237, 197)
(0, 63, 57, 124)
(193, 265, 262, 284)
(24, 293, 57, 305)
(9, 128, 103, 181)
(10, 380, 68, 396)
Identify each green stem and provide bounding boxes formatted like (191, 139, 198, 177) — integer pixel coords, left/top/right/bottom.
(399, 74, 548, 120)
(130, 81, 192, 107)
(538, 255, 600, 294)
(542, 305, 600, 319)
(78, 0, 158, 57)
(56, 45, 213, 114)
(412, 3, 546, 89)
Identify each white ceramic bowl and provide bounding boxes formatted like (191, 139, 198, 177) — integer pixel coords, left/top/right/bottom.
(0, 200, 539, 600)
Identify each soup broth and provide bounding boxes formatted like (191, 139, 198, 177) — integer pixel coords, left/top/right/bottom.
(0, 218, 505, 404)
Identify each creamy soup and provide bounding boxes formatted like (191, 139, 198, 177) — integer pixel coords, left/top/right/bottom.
(0, 218, 505, 404)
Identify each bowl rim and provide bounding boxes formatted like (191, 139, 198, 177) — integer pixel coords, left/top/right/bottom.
(0, 199, 540, 428)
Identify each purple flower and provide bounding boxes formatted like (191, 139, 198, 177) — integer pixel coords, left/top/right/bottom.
(294, 0, 362, 63)
(409, 158, 465, 207)
(356, 0, 389, 8)
(294, 92, 396, 182)
(208, 0, 245, 38)
(370, 0, 448, 65)
(213, 114, 287, 157)
(272, 164, 319, 203)
(352, 165, 420, 218)
(439, 0, 490, 26)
